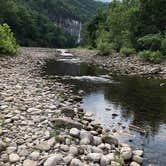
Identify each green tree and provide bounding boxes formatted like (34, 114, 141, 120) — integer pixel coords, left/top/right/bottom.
(0, 23, 18, 54)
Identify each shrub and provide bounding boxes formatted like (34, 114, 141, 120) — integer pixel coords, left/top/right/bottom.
(161, 33, 166, 55)
(137, 33, 162, 51)
(0, 23, 18, 54)
(138, 50, 162, 63)
(97, 42, 115, 55)
(120, 47, 135, 56)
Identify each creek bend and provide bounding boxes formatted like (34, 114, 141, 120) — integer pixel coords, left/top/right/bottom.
(41, 56, 166, 166)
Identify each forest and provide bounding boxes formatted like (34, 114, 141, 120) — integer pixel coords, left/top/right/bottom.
(0, 0, 106, 50)
(82, 0, 166, 63)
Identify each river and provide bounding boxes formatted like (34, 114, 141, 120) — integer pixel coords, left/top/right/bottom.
(41, 56, 166, 166)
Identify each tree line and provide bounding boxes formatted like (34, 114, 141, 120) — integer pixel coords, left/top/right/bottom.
(82, 0, 166, 63)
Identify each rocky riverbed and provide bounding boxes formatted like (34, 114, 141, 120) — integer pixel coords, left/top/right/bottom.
(70, 49, 166, 80)
(0, 47, 143, 166)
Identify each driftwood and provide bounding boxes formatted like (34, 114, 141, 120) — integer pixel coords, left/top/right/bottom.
(129, 124, 146, 134)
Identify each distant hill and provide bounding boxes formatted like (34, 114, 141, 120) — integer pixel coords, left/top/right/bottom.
(0, 0, 106, 48)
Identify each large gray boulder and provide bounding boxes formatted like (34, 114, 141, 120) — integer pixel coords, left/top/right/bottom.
(51, 118, 82, 129)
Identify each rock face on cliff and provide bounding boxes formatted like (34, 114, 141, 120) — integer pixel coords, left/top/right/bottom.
(54, 17, 82, 43)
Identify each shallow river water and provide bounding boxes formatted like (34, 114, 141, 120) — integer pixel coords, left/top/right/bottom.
(42, 57, 166, 166)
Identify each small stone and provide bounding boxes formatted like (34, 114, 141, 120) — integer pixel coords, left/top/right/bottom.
(91, 146, 103, 153)
(102, 134, 119, 146)
(60, 144, 69, 152)
(1, 153, 9, 162)
(133, 150, 143, 156)
(93, 136, 102, 146)
(70, 128, 80, 138)
(132, 155, 143, 164)
(80, 130, 92, 141)
(120, 147, 132, 160)
(19, 149, 29, 156)
(36, 138, 55, 151)
(44, 154, 63, 166)
(63, 154, 73, 164)
(6, 146, 17, 154)
(9, 153, 20, 163)
(87, 153, 102, 162)
(130, 161, 141, 166)
(23, 159, 37, 166)
(69, 146, 78, 156)
(70, 158, 83, 166)
(4, 96, 14, 102)
(80, 138, 90, 145)
(100, 155, 111, 166)
(36, 142, 51, 151)
(61, 107, 75, 118)
(0, 127, 3, 135)
(29, 151, 40, 160)
(0, 139, 7, 152)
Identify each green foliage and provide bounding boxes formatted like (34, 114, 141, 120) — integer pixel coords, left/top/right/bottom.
(161, 31, 166, 55)
(138, 50, 162, 63)
(98, 42, 114, 56)
(0, 0, 106, 48)
(120, 47, 135, 56)
(0, 23, 18, 54)
(83, 0, 166, 62)
(137, 34, 162, 51)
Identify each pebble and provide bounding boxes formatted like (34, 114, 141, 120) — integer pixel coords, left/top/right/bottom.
(69, 146, 78, 156)
(87, 153, 102, 162)
(70, 128, 80, 138)
(44, 154, 63, 166)
(9, 153, 20, 163)
(70, 158, 83, 166)
(23, 159, 37, 166)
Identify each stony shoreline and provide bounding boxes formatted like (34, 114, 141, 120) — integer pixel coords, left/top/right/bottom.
(0, 47, 143, 166)
(70, 49, 166, 80)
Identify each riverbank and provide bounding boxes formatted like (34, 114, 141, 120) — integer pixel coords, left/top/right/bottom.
(70, 48, 166, 80)
(0, 47, 144, 166)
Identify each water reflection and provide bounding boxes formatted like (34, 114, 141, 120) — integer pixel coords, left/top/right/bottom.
(42, 59, 166, 165)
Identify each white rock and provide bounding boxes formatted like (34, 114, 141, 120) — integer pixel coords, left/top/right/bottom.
(69, 146, 78, 156)
(70, 158, 83, 166)
(60, 144, 69, 152)
(93, 136, 102, 146)
(80, 130, 92, 141)
(100, 155, 111, 166)
(132, 155, 143, 164)
(130, 161, 141, 166)
(91, 146, 103, 153)
(120, 147, 132, 160)
(9, 153, 20, 163)
(1, 153, 9, 162)
(7, 146, 17, 154)
(70, 128, 80, 138)
(29, 151, 40, 160)
(23, 159, 37, 166)
(36, 138, 55, 151)
(80, 138, 90, 145)
(44, 154, 63, 166)
(63, 154, 73, 164)
(133, 150, 143, 156)
(87, 153, 102, 162)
